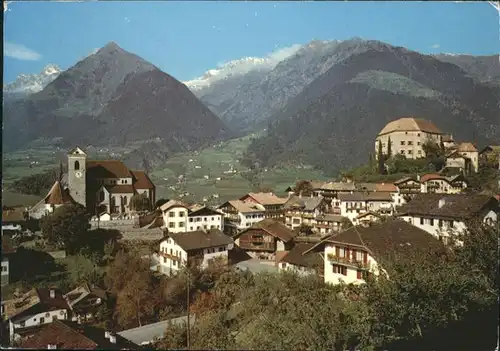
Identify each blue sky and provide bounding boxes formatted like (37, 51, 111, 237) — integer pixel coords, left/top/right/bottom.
(3, 1, 499, 83)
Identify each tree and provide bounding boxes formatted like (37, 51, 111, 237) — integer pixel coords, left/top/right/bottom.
(40, 204, 90, 253)
(387, 136, 392, 159)
(155, 198, 169, 209)
(377, 140, 385, 174)
(297, 224, 314, 235)
(293, 180, 313, 196)
(11, 169, 58, 196)
(129, 193, 151, 212)
(64, 254, 103, 287)
(340, 217, 354, 230)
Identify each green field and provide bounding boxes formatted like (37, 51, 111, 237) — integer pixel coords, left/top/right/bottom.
(3, 134, 331, 207)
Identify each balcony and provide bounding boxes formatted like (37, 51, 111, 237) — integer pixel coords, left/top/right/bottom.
(326, 253, 370, 270)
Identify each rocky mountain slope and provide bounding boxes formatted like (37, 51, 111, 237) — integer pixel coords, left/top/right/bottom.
(241, 43, 500, 175)
(3, 42, 232, 163)
(3, 64, 61, 102)
(434, 54, 500, 86)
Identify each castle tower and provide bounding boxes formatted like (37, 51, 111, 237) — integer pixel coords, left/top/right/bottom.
(67, 147, 87, 208)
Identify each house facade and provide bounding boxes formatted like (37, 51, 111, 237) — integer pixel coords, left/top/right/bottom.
(239, 192, 288, 219)
(311, 214, 345, 235)
(283, 195, 329, 230)
(396, 193, 498, 244)
(419, 174, 468, 194)
(64, 284, 109, 324)
(233, 219, 296, 260)
(277, 243, 324, 277)
(1, 236, 15, 286)
(375, 117, 443, 159)
(157, 229, 234, 275)
(65, 147, 155, 216)
(337, 192, 394, 222)
(218, 200, 266, 235)
(187, 207, 224, 232)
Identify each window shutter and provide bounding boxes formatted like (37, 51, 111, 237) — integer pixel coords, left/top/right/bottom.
(335, 246, 340, 257)
(363, 252, 368, 264)
(357, 270, 362, 279)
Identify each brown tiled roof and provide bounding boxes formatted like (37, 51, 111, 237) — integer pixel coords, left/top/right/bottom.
(394, 176, 418, 185)
(419, 173, 444, 183)
(223, 200, 264, 213)
(446, 151, 468, 160)
(283, 195, 325, 211)
(305, 220, 445, 264)
(36, 288, 71, 310)
(3, 288, 69, 321)
(375, 183, 398, 192)
(319, 182, 357, 192)
(315, 214, 345, 222)
(104, 184, 136, 194)
(338, 192, 392, 202)
(2, 289, 41, 320)
(279, 243, 323, 269)
(44, 181, 74, 205)
(19, 320, 98, 349)
(169, 229, 233, 251)
(2, 209, 26, 223)
(397, 193, 498, 220)
(189, 207, 223, 217)
(87, 160, 132, 178)
(456, 142, 478, 153)
(441, 134, 454, 142)
(356, 211, 381, 220)
(355, 183, 378, 192)
(236, 218, 297, 243)
(160, 199, 189, 212)
(19, 320, 140, 350)
(241, 192, 288, 206)
(378, 117, 442, 135)
(130, 170, 155, 189)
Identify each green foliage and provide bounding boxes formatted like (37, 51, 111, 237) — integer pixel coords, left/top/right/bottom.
(129, 193, 151, 212)
(40, 204, 90, 254)
(63, 254, 103, 287)
(377, 140, 385, 174)
(386, 154, 432, 174)
(466, 166, 499, 193)
(155, 198, 169, 208)
(293, 180, 313, 196)
(11, 169, 57, 195)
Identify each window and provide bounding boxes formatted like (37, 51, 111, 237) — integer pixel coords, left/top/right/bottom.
(401, 141, 406, 145)
(449, 220, 454, 228)
(40, 317, 45, 324)
(190, 227, 193, 231)
(407, 150, 413, 154)
(418, 150, 422, 154)
(408, 141, 413, 145)
(355, 251, 363, 261)
(420, 217, 424, 225)
(189, 218, 193, 223)
(179, 222, 185, 228)
(179, 211, 185, 217)
(173, 260, 177, 266)
(430, 219, 434, 226)
(52, 315, 58, 322)
(203, 225, 207, 229)
(219, 247, 224, 252)
(169, 211, 175, 218)
(438, 219, 443, 228)
(204, 217, 207, 222)
(211, 225, 216, 229)
(123, 196, 127, 205)
(332, 265, 347, 276)
(74, 160, 80, 170)
(417, 133, 420, 137)
(170, 249, 173, 255)
(20, 321, 25, 327)
(338, 247, 345, 258)
(357, 270, 363, 279)
(163, 257, 166, 263)
(169, 222, 175, 228)
(400, 150, 405, 155)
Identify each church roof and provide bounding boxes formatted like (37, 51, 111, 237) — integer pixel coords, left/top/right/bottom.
(378, 117, 442, 136)
(87, 160, 132, 178)
(45, 181, 75, 205)
(104, 184, 136, 194)
(130, 170, 155, 189)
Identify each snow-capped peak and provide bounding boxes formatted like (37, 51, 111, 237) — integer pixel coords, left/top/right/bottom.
(4, 64, 62, 94)
(184, 45, 302, 91)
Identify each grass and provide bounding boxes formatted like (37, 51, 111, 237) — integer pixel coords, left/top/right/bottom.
(3, 133, 331, 207)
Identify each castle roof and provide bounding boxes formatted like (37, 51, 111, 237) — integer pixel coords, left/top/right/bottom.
(378, 117, 442, 136)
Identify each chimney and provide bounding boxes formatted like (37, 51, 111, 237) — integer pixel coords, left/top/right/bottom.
(50, 289, 56, 299)
(438, 198, 446, 208)
(109, 334, 117, 344)
(105, 331, 111, 339)
(47, 344, 57, 350)
(416, 174, 421, 181)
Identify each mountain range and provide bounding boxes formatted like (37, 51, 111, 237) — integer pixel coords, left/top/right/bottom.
(4, 38, 500, 175)
(3, 42, 231, 168)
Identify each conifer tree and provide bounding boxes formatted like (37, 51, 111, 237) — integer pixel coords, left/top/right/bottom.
(377, 140, 385, 174)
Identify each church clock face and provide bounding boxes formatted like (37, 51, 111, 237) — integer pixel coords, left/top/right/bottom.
(75, 171, 83, 179)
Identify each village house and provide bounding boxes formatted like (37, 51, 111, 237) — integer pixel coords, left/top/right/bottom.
(232, 219, 297, 260)
(3, 288, 70, 342)
(239, 192, 288, 219)
(157, 229, 234, 275)
(336, 192, 394, 222)
(352, 211, 382, 227)
(63, 283, 109, 324)
(311, 214, 346, 235)
(310, 181, 357, 202)
(303, 220, 444, 286)
(277, 243, 324, 277)
(283, 195, 329, 230)
(1, 236, 16, 286)
(18, 320, 139, 350)
(479, 145, 500, 167)
(441, 134, 455, 149)
(419, 173, 468, 194)
(29, 181, 75, 219)
(396, 193, 498, 244)
(64, 147, 155, 216)
(454, 142, 480, 173)
(393, 177, 422, 204)
(375, 117, 443, 160)
(158, 200, 224, 233)
(2, 207, 27, 232)
(217, 200, 266, 235)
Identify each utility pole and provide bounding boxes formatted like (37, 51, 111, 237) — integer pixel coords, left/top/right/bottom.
(186, 269, 191, 350)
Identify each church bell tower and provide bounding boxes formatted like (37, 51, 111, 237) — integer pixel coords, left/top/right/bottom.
(67, 147, 87, 208)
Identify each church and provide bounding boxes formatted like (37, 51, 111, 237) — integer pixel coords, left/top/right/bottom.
(29, 147, 156, 219)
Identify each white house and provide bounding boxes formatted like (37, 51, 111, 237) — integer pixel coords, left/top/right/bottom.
(158, 229, 234, 275)
(396, 193, 498, 244)
(218, 200, 266, 235)
(187, 207, 224, 232)
(283, 195, 329, 230)
(303, 220, 444, 286)
(336, 192, 394, 222)
(419, 173, 468, 194)
(160, 200, 190, 233)
(3, 288, 70, 342)
(277, 243, 324, 277)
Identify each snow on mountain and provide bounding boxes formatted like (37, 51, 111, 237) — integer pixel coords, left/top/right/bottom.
(4, 64, 62, 94)
(184, 44, 302, 91)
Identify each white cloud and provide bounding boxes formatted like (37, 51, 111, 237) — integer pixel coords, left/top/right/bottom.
(124, 17, 130, 23)
(4, 42, 42, 61)
(430, 44, 440, 49)
(184, 44, 302, 90)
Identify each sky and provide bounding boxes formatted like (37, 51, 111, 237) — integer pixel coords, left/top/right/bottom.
(3, 1, 499, 83)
